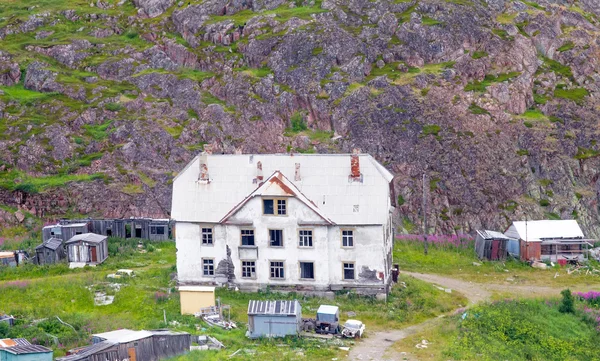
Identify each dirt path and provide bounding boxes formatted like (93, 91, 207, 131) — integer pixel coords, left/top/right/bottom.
(349, 271, 570, 360)
(403, 271, 566, 303)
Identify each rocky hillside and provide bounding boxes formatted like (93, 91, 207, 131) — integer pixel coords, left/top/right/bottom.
(1, 0, 600, 237)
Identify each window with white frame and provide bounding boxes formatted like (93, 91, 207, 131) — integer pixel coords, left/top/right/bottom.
(277, 199, 287, 215)
(270, 261, 285, 279)
(241, 261, 256, 278)
(203, 259, 214, 276)
(202, 228, 213, 245)
(241, 229, 255, 246)
(300, 262, 314, 279)
(343, 262, 355, 280)
(298, 230, 313, 247)
(342, 230, 354, 247)
(270, 229, 283, 247)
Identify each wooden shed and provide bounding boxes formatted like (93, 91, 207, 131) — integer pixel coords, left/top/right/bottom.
(35, 238, 66, 265)
(0, 338, 53, 361)
(475, 230, 514, 260)
(247, 300, 302, 339)
(59, 218, 172, 241)
(56, 329, 190, 361)
(65, 233, 108, 267)
(42, 223, 90, 243)
(0, 252, 16, 267)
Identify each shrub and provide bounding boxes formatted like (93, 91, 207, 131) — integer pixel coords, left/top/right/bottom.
(289, 111, 307, 132)
(559, 289, 575, 314)
(105, 103, 122, 112)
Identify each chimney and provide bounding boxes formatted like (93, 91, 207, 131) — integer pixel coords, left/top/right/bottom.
(294, 163, 301, 181)
(256, 161, 264, 185)
(350, 148, 361, 180)
(198, 153, 210, 183)
(203, 144, 213, 155)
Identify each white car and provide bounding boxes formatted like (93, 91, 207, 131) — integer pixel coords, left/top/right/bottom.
(107, 269, 135, 279)
(342, 319, 365, 338)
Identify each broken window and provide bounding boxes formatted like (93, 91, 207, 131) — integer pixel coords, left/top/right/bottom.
(298, 230, 313, 247)
(343, 262, 355, 280)
(342, 230, 354, 247)
(150, 226, 157, 235)
(241, 229, 255, 246)
(156, 227, 165, 235)
(242, 261, 256, 278)
(269, 229, 283, 247)
(270, 261, 285, 279)
(300, 262, 314, 279)
(263, 199, 274, 215)
(263, 198, 287, 215)
(202, 228, 213, 245)
(203, 259, 214, 276)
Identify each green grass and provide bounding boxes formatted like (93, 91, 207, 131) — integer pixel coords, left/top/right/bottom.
(82, 120, 113, 141)
(422, 124, 441, 136)
(471, 51, 488, 59)
(422, 16, 442, 26)
(574, 147, 600, 160)
(444, 299, 600, 360)
(0, 84, 60, 106)
(540, 57, 573, 78)
(0, 169, 103, 194)
(468, 103, 489, 115)
(554, 87, 589, 105)
(557, 41, 575, 52)
(0, 238, 466, 360)
(464, 72, 521, 92)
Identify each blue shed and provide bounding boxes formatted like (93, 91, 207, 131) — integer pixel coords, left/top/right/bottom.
(246, 300, 302, 339)
(0, 342, 52, 361)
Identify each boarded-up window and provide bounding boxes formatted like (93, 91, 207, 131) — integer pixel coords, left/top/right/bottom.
(300, 262, 314, 279)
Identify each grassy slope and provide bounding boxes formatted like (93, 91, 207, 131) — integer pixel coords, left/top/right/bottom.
(395, 240, 600, 287)
(0, 238, 466, 360)
(393, 299, 600, 361)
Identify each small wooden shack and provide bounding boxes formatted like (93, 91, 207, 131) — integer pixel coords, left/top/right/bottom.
(247, 300, 302, 339)
(475, 230, 514, 260)
(65, 233, 108, 267)
(59, 218, 172, 241)
(42, 222, 90, 243)
(0, 315, 15, 326)
(35, 238, 66, 265)
(56, 329, 190, 361)
(0, 338, 53, 361)
(0, 252, 16, 267)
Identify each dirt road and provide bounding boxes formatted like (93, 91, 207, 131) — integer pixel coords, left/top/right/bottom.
(348, 271, 571, 360)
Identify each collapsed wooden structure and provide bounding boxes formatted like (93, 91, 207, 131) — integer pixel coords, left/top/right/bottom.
(44, 218, 172, 243)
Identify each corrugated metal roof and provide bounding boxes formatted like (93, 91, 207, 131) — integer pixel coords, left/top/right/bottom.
(171, 154, 394, 225)
(247, 300, 300, 316)
(317, 305, 339, 315)
(476, 230, 514, 240)
(505, 220, 584, 242)
(65, 233, 107, 244)
(36, 238, 63, 250)
(2, 344, 52, 354)
(93, 329, 153, 343)
(56, 341, 116, 361)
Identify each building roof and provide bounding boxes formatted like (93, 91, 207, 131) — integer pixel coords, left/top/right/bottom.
(2, 344, 53, 354)
(56, 341, 116, 361)
(65, 233, 107, 244)
(44, 223, 88, 229)
(172, 153, 395, 225)
(476, 230, 515, 241)
(93, 329, 154, 343)
(317, 305, 339, 315)
(178, 286, 215, 292)
(247, 300, 300, 316)
(505, 220, 584, 242)
(0, 338, 31, 348)
(36, 238, 63, 251)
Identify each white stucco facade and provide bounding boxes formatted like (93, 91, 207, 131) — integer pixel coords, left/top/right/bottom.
(172, 153, 395, 296)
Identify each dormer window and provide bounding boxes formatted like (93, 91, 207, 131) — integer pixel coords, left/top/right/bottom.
(263, 198, 287, 215)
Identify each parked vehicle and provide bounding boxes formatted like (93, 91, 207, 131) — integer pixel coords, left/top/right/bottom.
(342, 319, 365, 338)
(315, 305, 340, 334)
(107, 269, 135, 279)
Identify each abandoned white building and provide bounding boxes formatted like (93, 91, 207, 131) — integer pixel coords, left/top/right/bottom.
(171, 152, 396, 297)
